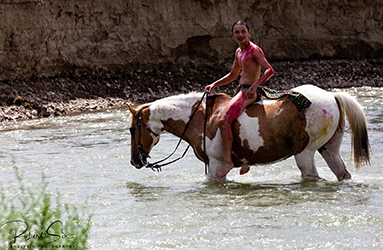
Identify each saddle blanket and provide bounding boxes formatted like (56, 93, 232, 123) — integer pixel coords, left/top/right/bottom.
(257, 86, 311, 112)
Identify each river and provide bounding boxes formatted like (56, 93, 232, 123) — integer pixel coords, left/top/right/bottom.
(0, 87, 382, 249)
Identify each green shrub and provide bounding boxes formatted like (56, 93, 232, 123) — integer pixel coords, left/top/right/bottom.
(0, 167, 92, 249)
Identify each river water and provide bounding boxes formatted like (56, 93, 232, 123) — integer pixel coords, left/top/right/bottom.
(0, 87, 382, 249)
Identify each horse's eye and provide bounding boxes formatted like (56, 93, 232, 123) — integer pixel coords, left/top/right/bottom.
(129, 127, 136, 135)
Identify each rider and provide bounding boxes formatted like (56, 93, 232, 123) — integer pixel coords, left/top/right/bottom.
(205, 20, 274, 178)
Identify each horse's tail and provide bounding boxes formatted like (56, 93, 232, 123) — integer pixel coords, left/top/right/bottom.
(334, 92, 370, 170)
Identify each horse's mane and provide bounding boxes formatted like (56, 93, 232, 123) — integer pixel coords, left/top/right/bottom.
(136, 92, 231, 115)
(129, 91, 232, 128)
(137, 92, 204, 111)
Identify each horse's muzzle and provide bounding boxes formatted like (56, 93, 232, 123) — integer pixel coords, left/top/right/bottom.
(130, 159, 144, 169)
(130, 151, 148, 169)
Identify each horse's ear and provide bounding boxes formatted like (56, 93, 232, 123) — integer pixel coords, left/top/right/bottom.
(128, 104, 138, 117)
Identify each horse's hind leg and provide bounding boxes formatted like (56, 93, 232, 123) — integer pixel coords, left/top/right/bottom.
(294, 150, 321, 181)
(318, 129, 351, 181)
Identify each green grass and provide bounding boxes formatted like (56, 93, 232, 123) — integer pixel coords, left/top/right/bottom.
(0, 167, 92, 249)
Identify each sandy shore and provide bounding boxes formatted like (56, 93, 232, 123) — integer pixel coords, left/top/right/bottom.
(1, 59, 382, 122)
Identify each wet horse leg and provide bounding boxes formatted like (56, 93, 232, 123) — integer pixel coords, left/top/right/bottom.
(318, 130, 351, 181)
(207, 157, 227, 181)
(294, 149, 321, 181)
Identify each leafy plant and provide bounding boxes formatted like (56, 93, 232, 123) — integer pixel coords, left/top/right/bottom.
(0, 167, 92, 249)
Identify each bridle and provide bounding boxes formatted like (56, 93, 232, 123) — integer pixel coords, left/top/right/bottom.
(131, 108, 159, 165)
(131, 91, 209, 173)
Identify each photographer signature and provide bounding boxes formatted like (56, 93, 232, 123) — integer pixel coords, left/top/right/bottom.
(0, 220, 72, 244)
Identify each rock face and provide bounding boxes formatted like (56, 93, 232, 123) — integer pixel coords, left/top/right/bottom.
(0, 0, 382, 79)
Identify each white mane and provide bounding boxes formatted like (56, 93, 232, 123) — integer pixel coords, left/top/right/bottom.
(141, 92, 204, 113)
(145, 92, 205, 131)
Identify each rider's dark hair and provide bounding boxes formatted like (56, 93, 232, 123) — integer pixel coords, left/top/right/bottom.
(232, 20, 250, 32)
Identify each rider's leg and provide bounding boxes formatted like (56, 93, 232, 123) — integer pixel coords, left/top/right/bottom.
(215, 90, 256, 178)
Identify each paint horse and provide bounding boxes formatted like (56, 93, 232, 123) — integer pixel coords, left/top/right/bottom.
(128, 84, 370, 181)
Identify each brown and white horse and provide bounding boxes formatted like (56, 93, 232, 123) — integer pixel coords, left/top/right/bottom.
(128, 84, 370, 181)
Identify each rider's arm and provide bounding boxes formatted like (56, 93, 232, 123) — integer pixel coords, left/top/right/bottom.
(246, 47, 274, 100)
(252, 46, 274, 88)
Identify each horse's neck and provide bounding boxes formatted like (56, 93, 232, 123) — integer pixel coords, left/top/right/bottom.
(148, 93, 203, 139)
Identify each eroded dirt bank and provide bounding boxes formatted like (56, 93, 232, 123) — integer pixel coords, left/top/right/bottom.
(1, 0, 382, 80)
(1, 58, 382, 122)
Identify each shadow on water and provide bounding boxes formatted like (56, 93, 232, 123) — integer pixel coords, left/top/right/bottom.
(201, 178, 370, 192)
(193, 179, 370, 206)
(125, 181, 172, 202)
(126, 178, 370, 208)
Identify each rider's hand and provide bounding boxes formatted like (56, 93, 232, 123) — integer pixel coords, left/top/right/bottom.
(205, 84, 214, 93)
(246, 87, 257, 100)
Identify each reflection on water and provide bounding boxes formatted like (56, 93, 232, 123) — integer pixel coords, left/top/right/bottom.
(126, 181, 172, 202)
(0, 88, 382, 249)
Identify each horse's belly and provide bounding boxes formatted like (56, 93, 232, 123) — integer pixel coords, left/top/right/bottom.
(232, 137, 295, 167)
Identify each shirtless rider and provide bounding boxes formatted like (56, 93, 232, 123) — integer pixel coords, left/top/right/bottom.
(205, 20, 274, 178)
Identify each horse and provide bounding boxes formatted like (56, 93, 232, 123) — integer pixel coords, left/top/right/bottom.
(128, 84, 370, 181)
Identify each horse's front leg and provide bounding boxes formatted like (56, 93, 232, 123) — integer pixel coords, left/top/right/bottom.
(206, 157, 228, 181)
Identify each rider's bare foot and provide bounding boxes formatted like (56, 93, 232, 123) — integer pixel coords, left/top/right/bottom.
(239, 167, 250, 175)
(215, 160, 234, 178)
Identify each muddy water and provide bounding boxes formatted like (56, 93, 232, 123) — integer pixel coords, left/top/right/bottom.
(0, 87, 382, 249)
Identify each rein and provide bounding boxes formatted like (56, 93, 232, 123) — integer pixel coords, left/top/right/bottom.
(145, 91, 209, 172)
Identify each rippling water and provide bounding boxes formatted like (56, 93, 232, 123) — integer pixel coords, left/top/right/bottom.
(0, 87, 382, 249)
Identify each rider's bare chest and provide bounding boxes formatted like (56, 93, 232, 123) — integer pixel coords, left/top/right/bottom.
(238, 48, 255, 68)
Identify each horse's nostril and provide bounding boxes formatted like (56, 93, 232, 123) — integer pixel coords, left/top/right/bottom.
(130, 159, 144, 169)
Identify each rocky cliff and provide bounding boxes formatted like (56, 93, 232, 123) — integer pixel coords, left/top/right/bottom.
(0, 0, 382, 79)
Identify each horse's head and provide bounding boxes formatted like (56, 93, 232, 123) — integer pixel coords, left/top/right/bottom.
(128, 104, 160, 169)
